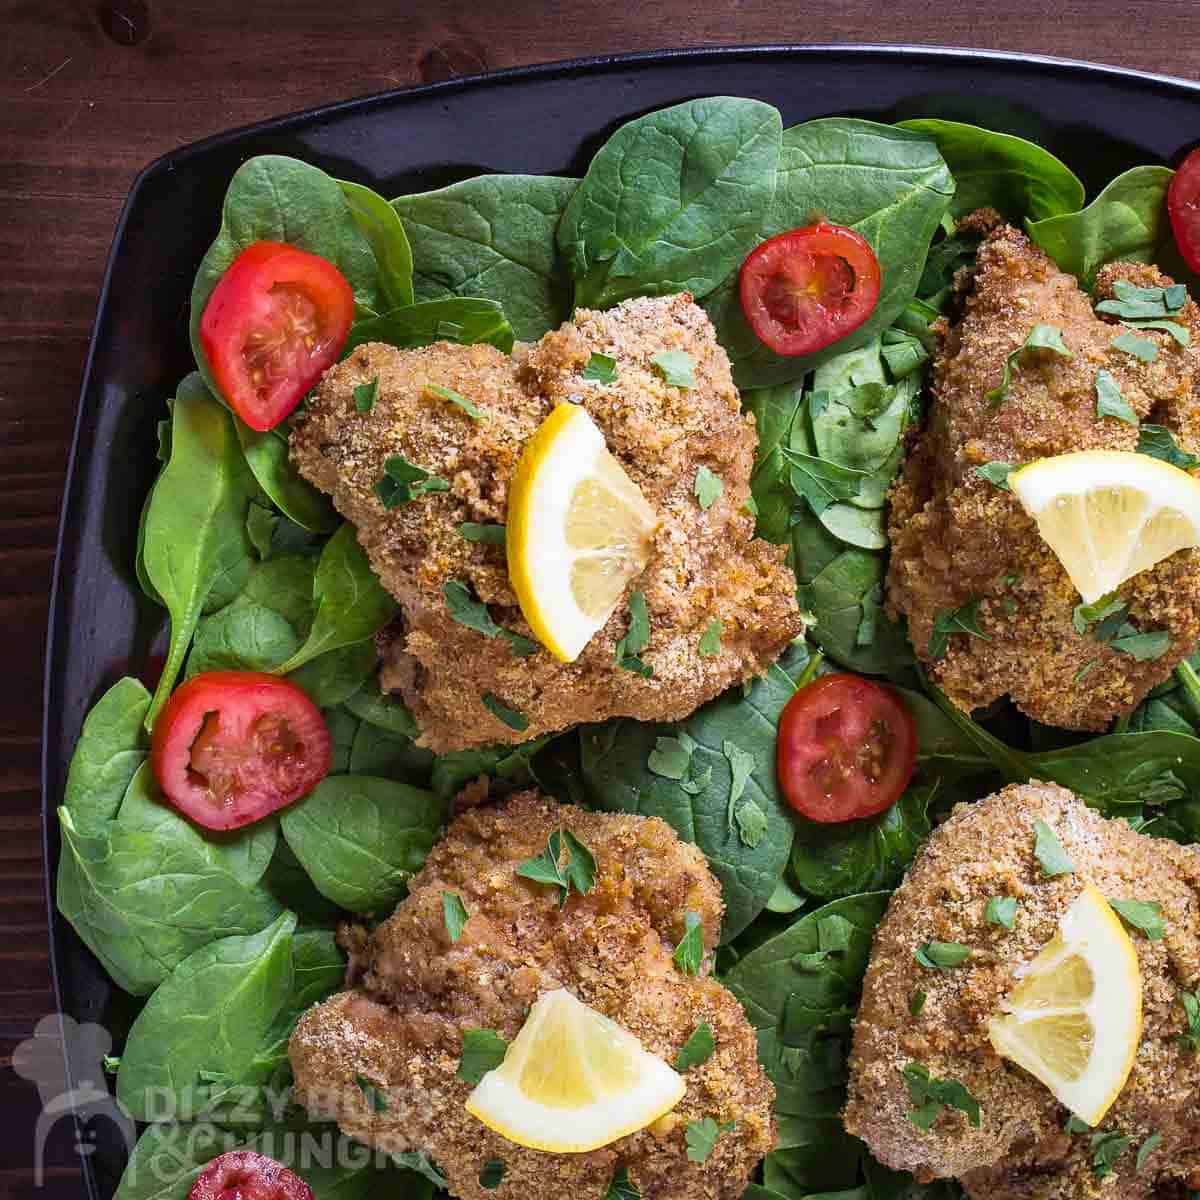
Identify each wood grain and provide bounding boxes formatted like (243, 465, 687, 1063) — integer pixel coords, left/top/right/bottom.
(3, 0, 1198, 1190)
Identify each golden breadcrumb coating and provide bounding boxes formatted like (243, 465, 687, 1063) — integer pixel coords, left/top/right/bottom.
(886, 225, 1200, 731)
(844, 783, 1200, 1200)
(289, 294, 801, 752)
(288, 793, 776, 1200)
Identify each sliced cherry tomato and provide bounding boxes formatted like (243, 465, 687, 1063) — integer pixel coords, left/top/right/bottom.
(151, 671, 331, 830)
(739, 223, 882, 356)
(189, 1151, 314, 1200)
(1168, 147, 1200, 273)
(199, 241, 354, 431)
(776, 673, 916, 823)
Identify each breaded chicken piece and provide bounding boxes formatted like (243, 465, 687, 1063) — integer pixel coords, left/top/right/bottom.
(844, 783, 1200, 1200)
(887, 226, 1200, 731)
(288, 793, 776, 1200)
(290, 294, 802, 751)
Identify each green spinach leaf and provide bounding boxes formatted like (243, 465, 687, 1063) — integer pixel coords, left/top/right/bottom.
(559, 97, 782, 309)
(394, 174, 577, 341)
(337, 178, 415, 309)
(343, 297, 514, 356)
(280, 776, 444, 912)
(235, 418, 338, 534)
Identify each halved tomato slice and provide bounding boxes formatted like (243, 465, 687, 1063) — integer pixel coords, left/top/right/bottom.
(189, 1151, 313, 1200)
(151, 671, 331, 830)
(1168, 147, 1200, 274)
(199, 241, 354, 431)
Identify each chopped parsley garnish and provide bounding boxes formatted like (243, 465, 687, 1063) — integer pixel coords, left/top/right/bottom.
(375, 454, 451, 509)
(481, 692, 528, 731)
(1090, 1131, 1133, 1179)
(1072, 592, 1171, 662)
(742, 495, 759, 517)
(674, 1022, 716, 1071)
(929, 599, 991, 660)
(1135, 1131, 1162, 1171)
(1111, 331, 1158, 362)
(1095, 370, 1138, 425)
(694, 465, 724, 510)
(353, 376, 379, 412)
(515, 828, 596, 906)
(986, 324, 1072, 407)
(1074, 658, 1100, 683)
(984, 896, 1018, 929)
(901, 1062, 981, 1129)
(479, 1160, 506, 1189)
(722, 739, 757, 836)
(1176, 989, 1199, 1051)
(698, 618, 722, 657)
(445, 580, 502, 636)
(647, 732, 711, 795)
(615, 589, 653, 676)
(1110, 899, 1166, 940)
(354, 1074, 388, 1112)
(652, 349, 696, 389)
(915, 941, 971, 971)
(583, 352, 619, 384)
(684, 1116, 734, 1163)
(910, 990, 927, 1017)
(1138, 424, 1200, 470)
(604, 1166, 640, 1200)
(673, 911, 705, 975)
(1110, 629, 1171, 661)
(457, 1029, 509, 1084)
(975, 462, 1015, 491)
(1065, 1115, 1091, 1134)
(425, 382, 484, 419)
(1096, 279, 1186, 319)
(1033, 819, 1074, 877)
(458, 521, 507, 544)
(442, 891, 469, 943)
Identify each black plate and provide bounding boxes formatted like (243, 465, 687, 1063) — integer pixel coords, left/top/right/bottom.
(41, 44, 1200, 1198)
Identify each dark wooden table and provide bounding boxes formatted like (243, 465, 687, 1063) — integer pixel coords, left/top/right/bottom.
(4, 2, 1199, 1193)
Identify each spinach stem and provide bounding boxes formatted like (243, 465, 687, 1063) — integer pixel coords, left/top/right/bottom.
(1175, 660, 1200, 726)
(795, 649, 825, 691)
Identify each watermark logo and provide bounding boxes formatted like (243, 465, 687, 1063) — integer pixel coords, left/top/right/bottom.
(12, 1013, 137, 1185)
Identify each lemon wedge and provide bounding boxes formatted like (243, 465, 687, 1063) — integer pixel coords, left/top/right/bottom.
(987, 882, 1142, 1126)
(464, 988, 684, 1152)
(1009, 450, 1200, 604)
(507, 404, 658, 661)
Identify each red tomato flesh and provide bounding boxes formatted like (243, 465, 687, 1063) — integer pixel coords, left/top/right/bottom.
(189, 1151, 314, 1200)
(151, 671, 331, 830)
(199, 241, 354, 431)
(776, 674, 917, 823)
(1168, 147, 1200, 274)
(739, 223, 882, 356)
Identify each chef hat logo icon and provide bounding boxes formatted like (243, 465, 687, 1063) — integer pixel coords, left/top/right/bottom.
(12, 1013, 136, 1185)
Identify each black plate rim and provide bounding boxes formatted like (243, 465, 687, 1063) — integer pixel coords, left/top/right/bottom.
(39, 41, 1200, 1198)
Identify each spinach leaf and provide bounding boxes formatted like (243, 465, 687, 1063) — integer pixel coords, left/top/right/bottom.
(280, 775, 444, 912)
(235, 418, 338, 534)
(273, 523, 398, 674)
(190, 155, 383, 397)
(287, 640, 378, 709)
(337, 178, 415, 309)
(788, 785, 934, 900)
(238, 554, 318, 630)
(64, 677, 150, 834)
(559, 96, 782, 309)
(394, 174, 577, 341)
(706, 119, 953, 389)
(343, 685, 420, 739)
(1026, 166, 1176, 288)
(247, 501, 279, 558)
(896, 119, 1083, 221)
(141, 374, 259, 728)
(578, 641, 813, 942)
(187, 602, 300, 676)
(744, 383, 805, 543)
(260, 839, 343, 926)
(116, 911, 296, 1120)
(57, 801, 281, 996)
(343, 297, 514, 356)
(429, 735, 552, 801)
(348, 721, 435, 785)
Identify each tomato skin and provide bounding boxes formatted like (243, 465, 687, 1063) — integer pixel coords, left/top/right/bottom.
(199, 241, 354, 432)
(739, 223, 882, 356)
(776, 673, 917, 823)
(1168, 148, 1200, 273)
(151, 671, 331, 831)
(189, 1151, 314, 1200)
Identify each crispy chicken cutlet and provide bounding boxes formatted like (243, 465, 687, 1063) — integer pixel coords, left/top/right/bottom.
(844, 783, 1200, 1200)
(289, 294, 802, 752)
(887, 225, 1200, 730)
(288, 793, 776, 1200)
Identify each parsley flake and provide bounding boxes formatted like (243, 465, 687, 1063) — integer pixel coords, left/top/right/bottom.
(1112, 331, 1158, 363)
(984, 896, 1018, 929)
(515, 828, 596, 906)
(975, 462, 1016, 491)
(479, 1160, 506, 1189)
(481, 692, 528, 731)
(929, 599, 991, 660)
(698, 618, 722, 657)
(1137, 424, 1200, 470)
(1033, 819, 1074, 877)
(901, 1062, 981, 1129)
(458, 521, 507, 544)
(910, 990, 927, 1017)
(583, 352, 619, 384)
(353, 376, 379, 413)
(673, 911, 705, 975)
(445, 580, 502, 636)
(652, 349, 696, 389)
(442, 891, 469, 943)
(375, 454, 450, 508)
(425, 382, 484, 419)
(615, 590, 652, 676)
(1090, 1131, 1133, 1179)
(684, 1116, 734, 1163)
(1096, 370, 1139, 425)
(674, 1022, 716, 1071)
(604, 1166, 640, 1200)
(1110, 899, 1166, 940)
(695, 465, 724, 510)
(1135, 1131, 1162, 1171)
(457, 1029, 509, 1085)
(354, 1075, 388, 1112)
(915, 941, 971, 971)
(986, 324, 1072, 407)
(1178, 989, 1200, 1051)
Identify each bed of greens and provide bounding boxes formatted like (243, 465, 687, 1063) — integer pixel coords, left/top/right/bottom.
(54, 95, 1200, 1200)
